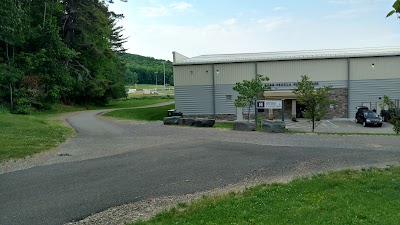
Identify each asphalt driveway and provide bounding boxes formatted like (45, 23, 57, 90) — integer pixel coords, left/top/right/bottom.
(1, 109, 400, 225)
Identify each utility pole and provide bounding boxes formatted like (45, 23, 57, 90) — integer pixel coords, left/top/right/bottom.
(162, 61, 166, 94)
(155, 72, 158, 90)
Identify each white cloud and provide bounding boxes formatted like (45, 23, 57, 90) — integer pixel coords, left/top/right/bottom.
(273, 6, 285, 11)
(223, 18, 237, 26)
(256, 17, 292, 32)
(138, 1, 192, 18)
(170, 2, 192, 11)
(324, 7, 374, 19)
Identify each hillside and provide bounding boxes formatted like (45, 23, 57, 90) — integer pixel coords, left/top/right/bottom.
(119, 53, 174, 86)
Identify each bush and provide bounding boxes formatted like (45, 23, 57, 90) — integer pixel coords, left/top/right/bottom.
(390, 116, 400, 134)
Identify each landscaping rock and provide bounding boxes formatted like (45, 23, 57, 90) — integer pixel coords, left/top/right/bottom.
(163, 116, 181, 125)
(193, 118, 215, 127)
(261, 120, 286, 133)
(178, 118, 195, 126)
(233, 121, 256, 131)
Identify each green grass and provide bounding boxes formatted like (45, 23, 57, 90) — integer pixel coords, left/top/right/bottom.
(0, 109, 75, 162)
(104, 104, 175, 121)
(131, 166, 400, 225)
(94, 98, 174, 109)
(214, 121, 234, 129)
(0, 97, 174, 162)
(126, 84, 174, 90)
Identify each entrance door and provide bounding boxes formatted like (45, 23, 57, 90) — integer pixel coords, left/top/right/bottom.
(296, 104, 306, 118)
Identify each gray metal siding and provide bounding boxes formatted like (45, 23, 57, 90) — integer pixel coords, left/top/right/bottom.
(349, 78, 400, 116)
(174, 85, 213, 115)
(215, 84, 238, 114)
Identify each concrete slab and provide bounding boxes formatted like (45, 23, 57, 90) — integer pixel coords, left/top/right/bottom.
(285, 118, 395, 134)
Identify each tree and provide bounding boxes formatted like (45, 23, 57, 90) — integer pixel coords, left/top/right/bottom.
(293, 75, 335, 132)
(387, 0, 400, 18)
(233, 74, 270, 121)
(380, 95, 400, 134)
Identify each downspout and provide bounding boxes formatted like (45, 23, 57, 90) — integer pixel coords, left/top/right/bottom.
(212, 64, 216, 118)
(347, 58, 350, 118)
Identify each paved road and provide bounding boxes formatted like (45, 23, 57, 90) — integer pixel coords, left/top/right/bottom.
(1, 108, 400, 225)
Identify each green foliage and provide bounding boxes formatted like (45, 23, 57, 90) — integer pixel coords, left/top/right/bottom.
(131, 167, 400, 225)
(0, 0, 128, 113)
(380, 95, 400, 134)
(233, 74, 270, 121)
(119, 53, 174, 86)
(293, 75, 335, 132)
(387, 0, 400, 17)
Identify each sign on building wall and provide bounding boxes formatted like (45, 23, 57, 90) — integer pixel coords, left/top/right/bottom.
(256, 100, 282, 109)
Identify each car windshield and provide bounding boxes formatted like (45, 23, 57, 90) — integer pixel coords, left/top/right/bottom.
(364, 112, 377, 118)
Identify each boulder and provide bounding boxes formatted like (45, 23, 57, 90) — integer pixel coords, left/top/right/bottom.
(178, 118, 195, 126)
(193, 118, 216, 127)
(233, 121, 256, 131)
(163, 116, 181, 125)
(261, 120, 286, 133)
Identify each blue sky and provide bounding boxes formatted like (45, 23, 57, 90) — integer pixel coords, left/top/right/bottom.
(108, 0, 400, 61)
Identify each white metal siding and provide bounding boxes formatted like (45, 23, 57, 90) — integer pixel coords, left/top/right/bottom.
(350, 56, 400, 80)
(173, 65, 213, 86)
(257, 59, 347, 82)
(214, 63, 256, 85)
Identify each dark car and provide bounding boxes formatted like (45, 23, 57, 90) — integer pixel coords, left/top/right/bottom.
(356, 110, 383, 127)
(355, 106, 369, 121)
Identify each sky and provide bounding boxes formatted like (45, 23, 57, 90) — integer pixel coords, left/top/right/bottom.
(108, 0, 400, 61)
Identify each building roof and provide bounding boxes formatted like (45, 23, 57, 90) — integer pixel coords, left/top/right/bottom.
(173, 46, 400, 65)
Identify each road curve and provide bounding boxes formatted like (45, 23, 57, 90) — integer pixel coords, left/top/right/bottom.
(1, 105, 400, 225)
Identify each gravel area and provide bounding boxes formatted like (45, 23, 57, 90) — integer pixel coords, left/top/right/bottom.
(2, 105, 400, 225)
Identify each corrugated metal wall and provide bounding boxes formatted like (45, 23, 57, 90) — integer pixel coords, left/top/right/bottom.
(214, 63, 256, 84)
(350, 56, 400, 80)
(348, 79, 400, 116)
(215, 84, 239, 114)
(257, 59, 347, 82)
(173, 56, 400, 118)
(174, 85, 213, 115)
(173, 65, 213, 86)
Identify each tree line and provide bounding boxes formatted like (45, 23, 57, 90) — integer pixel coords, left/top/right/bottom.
(0, 0, 128, 114)
(119, 53, 174, 86)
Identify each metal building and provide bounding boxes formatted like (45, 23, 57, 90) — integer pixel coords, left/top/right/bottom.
(172, 47, 400, 120)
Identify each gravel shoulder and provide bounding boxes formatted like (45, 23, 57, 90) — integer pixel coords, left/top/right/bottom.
(2, 105, 400, 225)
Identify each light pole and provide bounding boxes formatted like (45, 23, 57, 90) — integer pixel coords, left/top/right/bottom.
(162, 61, 166, 94)
(155, 72, 158, 91)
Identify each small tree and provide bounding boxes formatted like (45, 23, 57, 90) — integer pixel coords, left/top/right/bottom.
(293, 75, 335, 132)
(233, 74, 270, 121)
(380, 95, 400, 134)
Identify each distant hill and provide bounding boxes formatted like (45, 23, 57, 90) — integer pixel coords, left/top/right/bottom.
(118, 53, 174, 86)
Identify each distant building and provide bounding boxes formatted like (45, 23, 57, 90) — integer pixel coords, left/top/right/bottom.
(172, 47, 400, 119)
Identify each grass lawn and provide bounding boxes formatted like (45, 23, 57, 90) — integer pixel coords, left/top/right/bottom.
(131, 166, 400, 225)
(126, 84, 174, 90)
(0, 97, 174, 162)
(94, 98, 174, 109)
(0, 109, 75, 162)
(104, 104, 175, 121)
(214, 121, 234, 129)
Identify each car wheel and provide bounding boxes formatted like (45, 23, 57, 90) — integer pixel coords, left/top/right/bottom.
(363, 121, 367, 127)
(378, 124, 382, 127)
